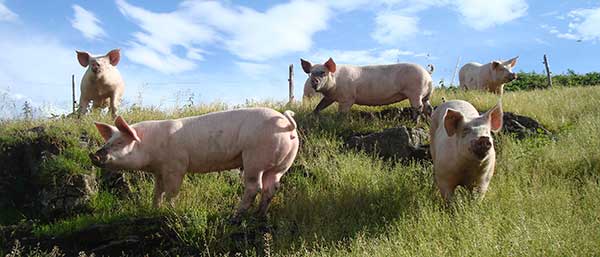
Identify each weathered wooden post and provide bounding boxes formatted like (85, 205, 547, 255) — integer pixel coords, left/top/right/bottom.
(288, 64, 294, 103)
(543, 54, 553, 88)
(450, 56, 461, 87)
(71, 74, 76, 113)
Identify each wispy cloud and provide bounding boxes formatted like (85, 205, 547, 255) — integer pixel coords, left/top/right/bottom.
(70, 5, 106, 40)
(372, 13, 419, 44)
(116, 0, 217, 74)
(554, 7, 600, 42)
(308, 48, 432, 65)
(453, 0, 528, 30)
(0, 0, 18, 22)
(116, 0, 329, 73)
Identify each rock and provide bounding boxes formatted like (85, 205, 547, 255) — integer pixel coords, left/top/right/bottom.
(346, 126, 430, 162)
(357, 107, 419, 121)
(39, 173, 98, 218)
(0, 125, 98, 221)
(502, 112, 552, 139)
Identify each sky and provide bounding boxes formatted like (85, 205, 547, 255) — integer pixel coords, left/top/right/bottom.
(1, 0, 599, 118)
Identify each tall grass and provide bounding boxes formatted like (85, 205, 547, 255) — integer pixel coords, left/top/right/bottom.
(1, 86, 599, 256)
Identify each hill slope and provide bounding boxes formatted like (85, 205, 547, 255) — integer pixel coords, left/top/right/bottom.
(1, 86, 599, 256)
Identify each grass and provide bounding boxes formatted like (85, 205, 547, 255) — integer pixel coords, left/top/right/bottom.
(1, 86, 600, 256)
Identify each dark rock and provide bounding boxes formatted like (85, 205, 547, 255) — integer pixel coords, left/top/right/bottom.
(357, 107, 419, 121)
(39, 173, 98, 218)
(346, 126, 430, 162)
(0, 125, 97, 221)
(2, 217, 189, 257)
(502, 112, 552, 139)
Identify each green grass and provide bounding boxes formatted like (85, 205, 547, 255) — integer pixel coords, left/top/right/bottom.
(1, 86, 600, 256)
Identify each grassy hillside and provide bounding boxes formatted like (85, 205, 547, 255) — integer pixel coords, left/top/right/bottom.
(1, 86, 600, 256)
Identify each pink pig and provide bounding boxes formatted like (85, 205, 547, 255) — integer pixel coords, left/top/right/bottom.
(90, 107, 299, 222)
(430, 100, 503, 202)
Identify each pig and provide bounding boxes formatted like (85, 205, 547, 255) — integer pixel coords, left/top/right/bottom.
(76, 49, 125, 117)
(430, 100, 503, 202)
(459, 56, 518, 94)
(89, 108, 299, 223)
(300, 58, 434, 121)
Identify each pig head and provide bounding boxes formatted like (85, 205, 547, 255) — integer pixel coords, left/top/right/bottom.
(430, 100, 503, 202)
(77, 49, 125, 117)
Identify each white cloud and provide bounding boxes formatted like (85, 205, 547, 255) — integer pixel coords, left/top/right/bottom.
(116, 0, 330, 73)
(309, 48, 430, 65)
(180, 0, 330, 61)
(116, 0, 217, 74)
(70, 5, 106, 40)
(453, 0, 528, 30)
(556, 7, 600, 42)
(372, 13, 419, 44)
(0, 0, 17, 22)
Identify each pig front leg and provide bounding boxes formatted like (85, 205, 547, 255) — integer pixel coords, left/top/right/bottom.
(109, 94, 118, 118)
(153, 170, 185, 208)
(78, 97, 90, 116)
(434, 173, 458, 204)
(312, 97, 335, 114)
(152, 173, 165, 208)
(337, 101, 354, 113)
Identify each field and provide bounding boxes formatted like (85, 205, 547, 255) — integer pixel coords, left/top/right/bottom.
(1, 86, 600, 256)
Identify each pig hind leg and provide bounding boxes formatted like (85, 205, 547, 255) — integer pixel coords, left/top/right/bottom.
(231, 167, 264, 224)
(408, 95, 425, 123)
(257, 140, 298, 217)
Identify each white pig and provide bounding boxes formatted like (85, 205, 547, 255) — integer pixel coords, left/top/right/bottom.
(76, 49, 125, 117)
(459, 56, 518, 94)
(90, 108, 299, 222)
(430, 100, 503, 202)
(300, 58, 434, 121)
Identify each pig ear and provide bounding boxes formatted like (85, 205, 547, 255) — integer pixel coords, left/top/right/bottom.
(486, 101, 503, 132)
(492, 61, 501, 70)
(76, 50, 90, 67)
(94, 122, 117, 142)
(324, 57, 336, 73)
(106, 49, 121, 66)
(505, 56, 518, 68)
(114, 116, 141, 142)
(444, 108, 464, 137)
(300, 59, 312, 74)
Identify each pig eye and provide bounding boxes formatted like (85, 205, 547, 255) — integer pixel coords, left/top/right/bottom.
(312, 71, 325, 76)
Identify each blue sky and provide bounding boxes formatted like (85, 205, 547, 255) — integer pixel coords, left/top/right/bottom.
(1, 0, 599, 118)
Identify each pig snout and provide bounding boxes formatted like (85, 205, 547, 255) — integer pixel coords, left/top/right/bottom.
(470, 136, 492, 159)
(310, 77, 319, 89)
(507, 72, 517, 81)
(91, 63, 101, 73)
(89, 147, 108, 166)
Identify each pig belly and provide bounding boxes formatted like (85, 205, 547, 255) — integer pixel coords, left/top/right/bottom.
(188, 152, 243, 174)
(355, 92, 407, 106)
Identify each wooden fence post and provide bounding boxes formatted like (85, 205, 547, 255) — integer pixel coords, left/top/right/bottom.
(288, 64, 294, 103)
(450, 56, 461, 87)
(71, 74, 76, 113)
(543, 54, 553, 88)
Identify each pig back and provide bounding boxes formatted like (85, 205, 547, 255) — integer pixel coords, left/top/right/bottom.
(171, 108, 293, 172)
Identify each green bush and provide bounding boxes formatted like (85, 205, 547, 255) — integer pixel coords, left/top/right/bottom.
(506, 70, 600, 91)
